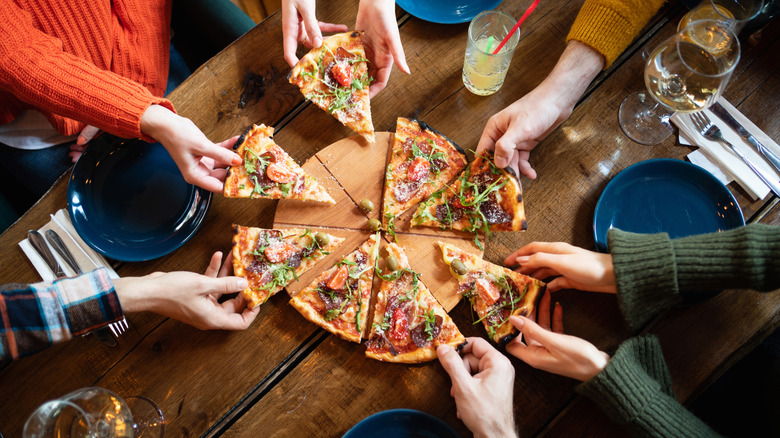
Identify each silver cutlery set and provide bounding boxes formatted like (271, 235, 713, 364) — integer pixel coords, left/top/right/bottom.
(695, 103, 780, 198)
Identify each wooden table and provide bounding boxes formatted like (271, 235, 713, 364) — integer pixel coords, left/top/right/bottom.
(2, 1, 778, 436)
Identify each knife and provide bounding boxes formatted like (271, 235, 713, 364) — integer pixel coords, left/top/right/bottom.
(710, 103, 780, 175)
(28, 230, 66, 278)
(44, 229, 82, 275)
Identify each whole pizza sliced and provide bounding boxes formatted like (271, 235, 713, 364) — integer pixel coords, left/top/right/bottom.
(232, 225, 345, 308)
(365, 242, 466, 363)
(382, 117, 468, 237)
(412, 151, 527, 246)
(439, 242, 545, 344)
(224, 124, 335, 204)
(289, 234, 378, 343)
(289, 31, 375, 143)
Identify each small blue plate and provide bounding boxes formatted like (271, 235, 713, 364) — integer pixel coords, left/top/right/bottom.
(396, 0, 504, 24)
(593, 159, 744, 252)
(68, 135, 212, 262)
(343, 409, 460, 438)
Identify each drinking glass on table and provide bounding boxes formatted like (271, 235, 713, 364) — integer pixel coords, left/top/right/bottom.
(462, 10, 520, 96)
(23, 387, 165, 438)
(679, 0, 765, 33)
(618, 19, 741, 145)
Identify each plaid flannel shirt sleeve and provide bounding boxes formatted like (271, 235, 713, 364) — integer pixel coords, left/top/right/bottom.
(0, 268, 122, 361)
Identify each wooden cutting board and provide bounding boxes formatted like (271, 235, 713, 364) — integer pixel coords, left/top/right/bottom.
(274, 132, 483, 312)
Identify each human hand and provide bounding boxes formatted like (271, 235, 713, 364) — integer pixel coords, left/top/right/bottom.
(282, 0, 349, 67)
(476, 40, 605, 179)
(140, 104, 242, 193)
(437, 338, 517, 438)
(355, 0, 409, 98)
(506, 292, 609, 381)
(115, 251, 260, 330)
(68, 125, 101, 163)
(476, 86, 572, 180)
(505, 242, 616, 293)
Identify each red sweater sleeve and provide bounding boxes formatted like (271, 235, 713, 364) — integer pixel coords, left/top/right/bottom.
(0, 3, 174, 141)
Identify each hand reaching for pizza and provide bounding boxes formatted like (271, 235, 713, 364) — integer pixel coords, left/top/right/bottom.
(506, 292, 610, 381)
(476, 40, 605, 180)
(506, 241, 616, 293)
(355, 0, 409, 98)
(281, 0, 349, 67)
(140, 104, 242, 193)
(115, 251, 260, 330)
(437, 338, 518, 438)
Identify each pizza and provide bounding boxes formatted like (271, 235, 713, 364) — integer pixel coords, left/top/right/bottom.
(382, 117, 468, 237)
(439, 242, 545, 344)
(288, 31, 375, 143)
(412, 151, 527, 245)
(232, 225, 345, 308)
(289, 234, 378, 343)
(224, 124, 335, 204)
(365, 242, 466, 363)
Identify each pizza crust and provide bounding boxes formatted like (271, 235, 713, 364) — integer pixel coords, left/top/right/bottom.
(224, 124, 335, 204)
(289, 31, 375, 143)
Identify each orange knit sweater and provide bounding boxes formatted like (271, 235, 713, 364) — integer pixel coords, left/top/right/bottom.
(0, 0, 175, 142)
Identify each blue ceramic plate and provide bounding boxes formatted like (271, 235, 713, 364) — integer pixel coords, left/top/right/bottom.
(343, 409, 460, 438)
(396, 0, 503, 24)
(593, 159, 744, 252)
(68, 135, 211, 262)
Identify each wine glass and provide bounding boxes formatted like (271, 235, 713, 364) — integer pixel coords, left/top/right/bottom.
(679, 0, 765, 33)
(23, 387, 165, 438)
(619, 19, 741, 145)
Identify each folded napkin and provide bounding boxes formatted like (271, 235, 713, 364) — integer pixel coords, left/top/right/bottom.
(19, 209, 119, 282)
(672, 98, 780, 200)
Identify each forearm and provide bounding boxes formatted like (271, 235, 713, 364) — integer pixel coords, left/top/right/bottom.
(0, 269, 121, 361)
(608, 224, 780, 329)
(578, 336, 720, 438)
(536, 40, 604, 113)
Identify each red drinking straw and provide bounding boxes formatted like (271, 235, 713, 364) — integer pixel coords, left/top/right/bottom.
(492, 0, 540, 55)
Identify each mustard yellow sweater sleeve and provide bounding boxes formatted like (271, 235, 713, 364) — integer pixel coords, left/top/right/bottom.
(567, 0, 667, 67)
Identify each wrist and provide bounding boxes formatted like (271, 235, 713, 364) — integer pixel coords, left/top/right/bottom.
(114, 276, 157, 313)
(140, 104, 178, 143)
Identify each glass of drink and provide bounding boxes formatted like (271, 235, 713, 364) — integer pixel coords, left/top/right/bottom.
(23, 387, 165, 438)
(678, 0, 765, 33)
(462, 10, 520, 96)
(619, 19, 740, 145)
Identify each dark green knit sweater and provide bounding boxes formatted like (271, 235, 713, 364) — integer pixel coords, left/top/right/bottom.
(577, 224, 780, 437)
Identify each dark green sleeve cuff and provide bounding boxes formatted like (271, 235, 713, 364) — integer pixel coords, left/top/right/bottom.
(607, 229, 682, 330)
(577, 336, 720, 437)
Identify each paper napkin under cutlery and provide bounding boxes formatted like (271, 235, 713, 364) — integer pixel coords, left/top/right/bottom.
(19, 209, 119, 282)
(672, 98, 780, 200)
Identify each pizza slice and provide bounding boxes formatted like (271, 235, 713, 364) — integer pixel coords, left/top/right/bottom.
(232, 225, 345, 308)
(289, 31, 375, 142)
(289, 234, 378, 343)
(224, 124, 335, 204)
(365, 242, 466, 363)
(412, 151, 527, 245)
(382, 117, 468, 237)
(439, 242, 545, 344)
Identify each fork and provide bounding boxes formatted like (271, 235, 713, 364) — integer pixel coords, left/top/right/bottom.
(691, 112, 780, 198)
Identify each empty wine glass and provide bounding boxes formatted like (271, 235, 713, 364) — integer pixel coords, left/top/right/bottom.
(23, 387, 164, 438)
(619, 19, 740, 145)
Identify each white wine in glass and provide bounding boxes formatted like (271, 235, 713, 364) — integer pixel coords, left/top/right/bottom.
(619, 20, 740, 145)
(23, 387, 164, 438)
